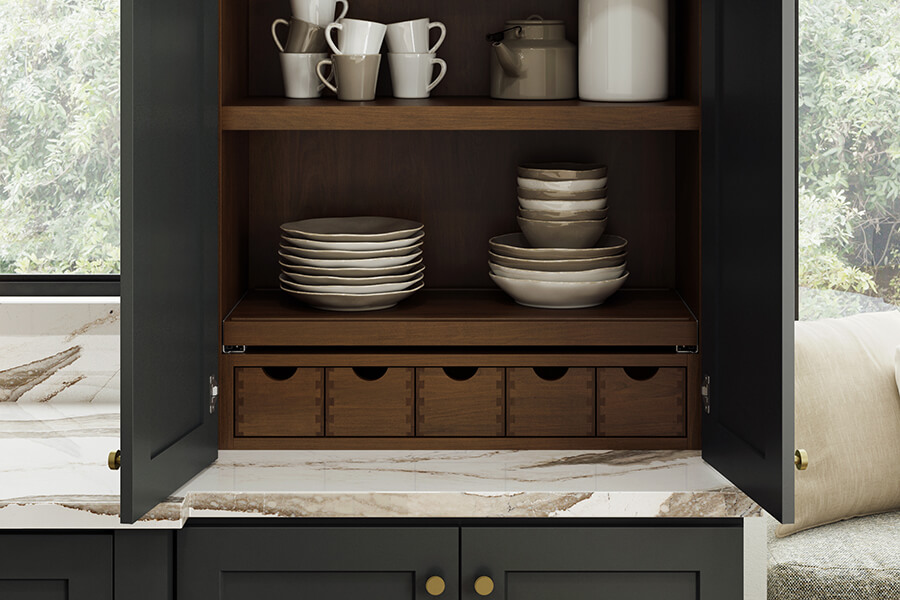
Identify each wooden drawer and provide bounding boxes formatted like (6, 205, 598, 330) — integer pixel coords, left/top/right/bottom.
(416, 367, 505, 437)
(597, 367, 686, 437)
(235, 367, 323, 437)
(507, 368, 595, 437)
(326, 367, 414, 436)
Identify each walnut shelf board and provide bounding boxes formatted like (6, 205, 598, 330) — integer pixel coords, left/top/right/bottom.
(223, 289, 697, 347)
(221, 98, 701, 131)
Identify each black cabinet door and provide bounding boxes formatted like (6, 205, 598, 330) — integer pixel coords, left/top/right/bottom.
(701, 0, 797, 523)
(0, 534, 112, 600)
(461, 526, 742, 600)
(120, 0, 219, 522)
(177, 526, 459, 600)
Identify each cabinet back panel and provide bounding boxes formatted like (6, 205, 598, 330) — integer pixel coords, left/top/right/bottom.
(246, 130, 680, 290)
(241, 0, 698, 100)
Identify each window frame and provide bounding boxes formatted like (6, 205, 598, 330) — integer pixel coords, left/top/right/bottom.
(0, 275, 120, 297)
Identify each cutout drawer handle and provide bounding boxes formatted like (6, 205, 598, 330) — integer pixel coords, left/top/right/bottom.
(352, 367, 388, 381)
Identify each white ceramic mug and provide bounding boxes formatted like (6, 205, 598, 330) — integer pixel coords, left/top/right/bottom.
(385, 18, 446, 54)
(280, 52, 331, 98)
(317, 54, 382, 101)
(387, 53, 447, 99)
(325, 18, 386, 55)
(290, 0, 348, 28)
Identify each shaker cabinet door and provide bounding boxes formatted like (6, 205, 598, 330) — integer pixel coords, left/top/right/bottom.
(0, 534, 112, 600)
(701, 0, 797, 523)
(177, 526, 459, 600)
(461, 527, 742, 600)
(120, 0, 219, 522)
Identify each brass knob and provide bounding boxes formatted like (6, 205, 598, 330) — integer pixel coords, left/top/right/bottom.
(474, 575, 494, 596)
(108, 450, 121, 470)
(425, 575, 445, 596)
(794, 449, 808, 471)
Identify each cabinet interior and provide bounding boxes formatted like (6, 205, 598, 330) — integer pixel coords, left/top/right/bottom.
(217, 0, 703, 450)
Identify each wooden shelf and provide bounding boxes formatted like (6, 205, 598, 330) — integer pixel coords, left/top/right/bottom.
(223, 289, 698, 348)
(221, 97, 701, 131)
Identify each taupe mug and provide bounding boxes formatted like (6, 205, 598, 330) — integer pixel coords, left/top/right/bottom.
(317, 54, 382, 101)
(272, 17, 327, 54)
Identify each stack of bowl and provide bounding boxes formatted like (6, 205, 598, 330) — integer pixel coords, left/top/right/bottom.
(489, 162, 629, 309)
(279, 216, 425, 311)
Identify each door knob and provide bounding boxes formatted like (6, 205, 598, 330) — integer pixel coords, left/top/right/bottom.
(108, 450, 121, 470)
(425, 575, 445, 596)
(794, 449, 808, 471)
(474, 575, 494, 596)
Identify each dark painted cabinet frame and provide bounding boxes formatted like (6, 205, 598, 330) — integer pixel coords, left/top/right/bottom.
(121, 0, 796, 524)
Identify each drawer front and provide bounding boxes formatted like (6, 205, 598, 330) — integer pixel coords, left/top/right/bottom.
(507, 367, 595, 436)
(417, 367, 504, 436)
(178, 527, 458, 600)
(326, 367, 415, 436)
(461, 527, 742, 600)
(235, 367, 324, 437)
(597, 367, 686, 437)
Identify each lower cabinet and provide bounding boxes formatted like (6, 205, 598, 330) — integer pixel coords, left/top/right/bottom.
(0, 534, 112, 600)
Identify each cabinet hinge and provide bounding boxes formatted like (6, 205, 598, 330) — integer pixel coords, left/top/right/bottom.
(209, 375, 218, 414)
(223, 345, 247, 354)
(675, 345, 699, 354)
(701, 374, 711, 414)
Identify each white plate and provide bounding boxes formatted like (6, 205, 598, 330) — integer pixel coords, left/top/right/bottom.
(488, 251, 626, 272)
(279, 241, 423, 259)
(280, 217, 424, 242)
(281, 264, 425, 286)
(279, 258, 423, 277)
(489, 233, 627, 260)
(490, 272, 629, 309)
(519, 197, 608, 211)
(280, 273, 423, 295)
(278, 249, 422, 269)
(280, 281, 425, 312)
(489, 261, 626, 282)
(517, 177, 608, 193)
(283, 231, 424, 251)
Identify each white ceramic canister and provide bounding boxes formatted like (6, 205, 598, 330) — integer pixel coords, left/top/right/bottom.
(579, 0, 668, 101)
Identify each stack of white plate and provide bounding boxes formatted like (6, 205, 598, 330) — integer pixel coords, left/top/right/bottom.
(517, 163, 609, 248)
(279, 217, 425, 311)
(488, 233, 629, 309)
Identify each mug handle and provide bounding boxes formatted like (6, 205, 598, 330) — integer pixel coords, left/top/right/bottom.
(271, 18, 289, 53)
(428, 21, 447, 54)
(317, 61, 336, 92)
(427, 57, 447, 93)
(325, 22, 343, 55)
(316, 59, 338, 93)
(334, 0, 349, 22)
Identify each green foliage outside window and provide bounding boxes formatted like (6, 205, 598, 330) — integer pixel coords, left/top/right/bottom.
(0, 0, 120, 274)
(799, 0, 900, 318)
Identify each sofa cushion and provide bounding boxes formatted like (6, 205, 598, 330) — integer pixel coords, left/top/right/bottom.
(768, 511, 900, 600)
(779, 311, 900, 536)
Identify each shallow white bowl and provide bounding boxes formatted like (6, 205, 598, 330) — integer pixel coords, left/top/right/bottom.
(517, 177, 608, 193)
(279, 241, 423, 259)
(489, 233, 627, 260)
(490, 272, 629, 309)
(283, 231, 424, 251)
(489, 261, 626, 282)
(488, 251, 626, 272)
(518, 207, 608, 222)
(280, 273, 423, 295)
(281, 264, 425, 286)
(519, 197, 608, 211)
(518, 187, 608, 201)
(518, 216, 608, 249)
(278, 249, 422, 269)
(280, 216, 424, 242)
(280, 281, 425, 312)
(278, 257, 423, 277)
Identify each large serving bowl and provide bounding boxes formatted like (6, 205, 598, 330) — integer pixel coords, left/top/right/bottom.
(490, 272, 629, 309)
(284, 231, 424, 251)
(279, 257, 423, 277)
(518, 197, 608, 211)
(280, 273, 423, 295)
(280, 281, 425, 312)
(279, 241, 423, 259)
(280, 216, 423, 242)
(517, 162, 608, 181)
(488, 251, 627, 272)
(490, 233, 626, 260)
(517, 217, 607, 248)
(489, 261, 626, 282)
(518, 207, 608, 222)
(517, 177, 608, 193)
(281, 264, 425, 286)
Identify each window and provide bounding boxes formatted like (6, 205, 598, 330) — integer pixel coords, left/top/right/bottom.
(798, 0, 900, 319)
(0, 0, 120, 293)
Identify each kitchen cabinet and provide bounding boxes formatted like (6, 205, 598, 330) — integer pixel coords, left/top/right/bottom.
(121, 0, 796, 524)
(0, 534, 112, 600)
